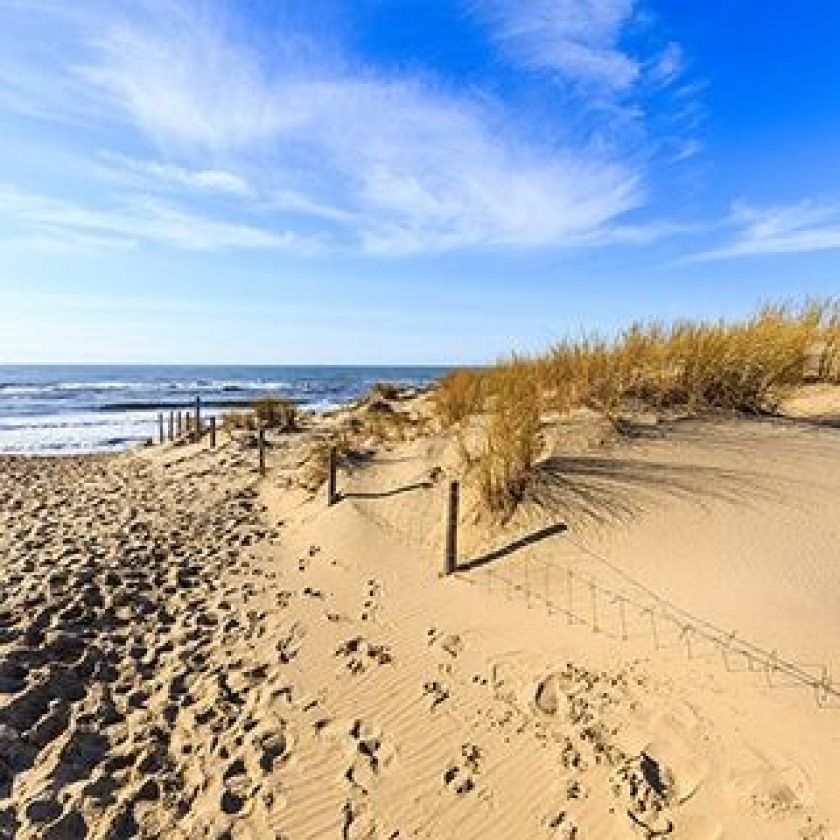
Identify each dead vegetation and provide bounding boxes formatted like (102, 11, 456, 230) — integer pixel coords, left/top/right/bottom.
(437, 300, 840, 515)
(222, 397, 299, 435)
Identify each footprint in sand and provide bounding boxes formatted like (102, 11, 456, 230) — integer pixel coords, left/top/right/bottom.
(335, 636, 394, 675)
(442, 743, 484, 796)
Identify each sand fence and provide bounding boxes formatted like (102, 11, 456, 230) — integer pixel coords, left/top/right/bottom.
(150, 420, 838, 711)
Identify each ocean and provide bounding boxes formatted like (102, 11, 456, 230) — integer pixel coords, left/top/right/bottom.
(0, 365, 448, 455)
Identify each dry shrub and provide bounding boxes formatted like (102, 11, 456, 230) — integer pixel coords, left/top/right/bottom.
(474, 362, 542, 516)
(221, 409, 257, 433)
(434, 369, 485, 428)
(298, 435, 356, 492)
(252, 397, 298, 430)
(437, 299, 840, 516)
(369, 381, 402, 401)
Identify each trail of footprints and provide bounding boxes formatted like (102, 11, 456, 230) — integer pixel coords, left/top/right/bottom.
(1, 450, 800, 839)
(0, 455, 286, 838)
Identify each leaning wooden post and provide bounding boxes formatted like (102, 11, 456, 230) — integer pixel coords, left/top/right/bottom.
(194, 396, 201, 441)
(158, 412, 164, 444)
(444, 481, 459, 576)
(258, 428, 266, 476)
(327, 446, 338, 506)
(168, 411, 174, 441)
(209, 416, 216, 449)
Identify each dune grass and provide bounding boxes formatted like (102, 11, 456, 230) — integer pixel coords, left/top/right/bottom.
(438, 300, 840, 514)
(222, 397, 298, 435)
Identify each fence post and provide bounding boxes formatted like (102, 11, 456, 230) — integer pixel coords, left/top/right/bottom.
(444, 481, 459, 576)
(327, 446, 338, 506)
(158, 412, 164, 444)
(176, 411, 182, 437)
(195, 396, 201, 441)
(210, 416, 216, 449)
(258, 428, 266, 476)
(185, 412, 192, 436)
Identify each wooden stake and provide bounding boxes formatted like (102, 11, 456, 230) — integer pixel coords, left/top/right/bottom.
(647, 607, 659, 650)
(258, 428, 266, 476)
(327, 445, 338, 506)
(618, 596, 627, 641)
(195, 396, 201, 441)
(158, 412, 164, 444)
(444, 480, 459, 576)
(176, 411, 182, 437)
(168, 411, 174, 441)
(209, 415, 216, 449)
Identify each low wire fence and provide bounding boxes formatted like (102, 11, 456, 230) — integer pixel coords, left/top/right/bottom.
(452, 527, 838, 710)
(151, 417, 839, 711)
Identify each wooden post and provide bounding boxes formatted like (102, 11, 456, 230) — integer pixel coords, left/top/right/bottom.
(158, 413, 164, 444)
(258, 428, 266, 476)
(444, 481, 459, 576)
(185, 412, 192, 435)
(327, 446, 338, 506)
(176, 411, 182, 437)
(194, 396, 201, 441)
(168, 411, 174, 441)
(209, 416, 216, 449)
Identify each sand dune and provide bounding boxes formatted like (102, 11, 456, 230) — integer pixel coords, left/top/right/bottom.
(1, 402, 839, 838)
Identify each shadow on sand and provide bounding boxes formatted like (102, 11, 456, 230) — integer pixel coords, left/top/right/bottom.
(341, 480, 433, 501)
(459, 523, 567, 572)
(527, 453, 770, 528)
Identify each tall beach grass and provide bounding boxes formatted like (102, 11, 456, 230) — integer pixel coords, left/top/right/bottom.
(437, 300, 840, 513)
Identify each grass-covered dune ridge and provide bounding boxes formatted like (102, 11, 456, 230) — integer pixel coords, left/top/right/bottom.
(435, 300, 840, 513)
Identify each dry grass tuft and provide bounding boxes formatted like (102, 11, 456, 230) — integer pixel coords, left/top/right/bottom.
(434, 369, 485, 428)
(252, 397, 298, 431)
(443, 299, 840, 515)
(473, 362, 542, 516)
(222, 397, 299, 435)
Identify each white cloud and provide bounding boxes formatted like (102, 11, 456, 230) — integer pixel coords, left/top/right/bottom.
(650, 41, 683, 85)
(139, 162, 251, 195)
(0, 0, 665, 254)
(0, 183, 313, 252)
(471, 0, 639, 90)
(690, 200, 840, 261)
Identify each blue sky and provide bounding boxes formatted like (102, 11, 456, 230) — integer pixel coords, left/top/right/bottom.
(1, 0, 839, 363)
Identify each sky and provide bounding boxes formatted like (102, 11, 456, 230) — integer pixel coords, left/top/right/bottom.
(1, 0, 839, 364)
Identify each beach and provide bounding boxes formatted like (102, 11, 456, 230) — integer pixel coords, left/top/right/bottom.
(1, 388, 839, 839)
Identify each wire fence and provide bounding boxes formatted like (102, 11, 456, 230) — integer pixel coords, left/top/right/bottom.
(453, 529, 839, 710)
(152, 419, 839, 711)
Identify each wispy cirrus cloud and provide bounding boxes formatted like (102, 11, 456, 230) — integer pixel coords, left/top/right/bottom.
(129, 161, 251, 196)
(0, 183, 313, 253)
(690, 200, 840, 261)
(471, 0, 640, 90)
(0, 0, 694, 256)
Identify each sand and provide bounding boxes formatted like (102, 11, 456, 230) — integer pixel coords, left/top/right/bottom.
(1, 394, 839, 838)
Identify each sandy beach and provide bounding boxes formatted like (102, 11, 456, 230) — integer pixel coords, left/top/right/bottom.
(2, 390, 839, 839)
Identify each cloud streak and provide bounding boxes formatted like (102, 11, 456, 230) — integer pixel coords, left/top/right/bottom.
(690, 200, 840, 261)
(0, 183, 312, 253)
(471, 0, 640, 90)
(0, 0, 695, 255)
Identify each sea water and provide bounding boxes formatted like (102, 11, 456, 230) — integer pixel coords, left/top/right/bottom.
(0, 365, 447, 454)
